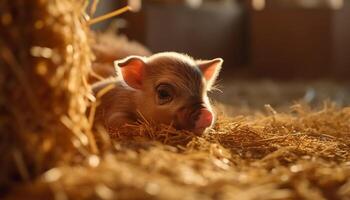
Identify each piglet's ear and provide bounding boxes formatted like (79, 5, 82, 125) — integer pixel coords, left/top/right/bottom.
(114, 56, 146, 89)
(197, 58, 223, 89)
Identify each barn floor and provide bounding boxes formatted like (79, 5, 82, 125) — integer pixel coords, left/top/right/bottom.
(6, 80, 350, 200)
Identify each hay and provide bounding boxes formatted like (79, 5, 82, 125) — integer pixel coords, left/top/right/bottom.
(5, 103, 350, 200)
(1, 1, 350, 200)
(0, 0, 93, 191)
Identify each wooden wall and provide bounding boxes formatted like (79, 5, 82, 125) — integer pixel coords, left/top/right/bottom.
(95, 0, 350, 80)
(247, 0, 350, 79)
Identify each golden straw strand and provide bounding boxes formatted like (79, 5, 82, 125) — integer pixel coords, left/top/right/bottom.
(90, 0, 100, 17)
(86, 129, 99, 154)
(88, 6, 131, 25)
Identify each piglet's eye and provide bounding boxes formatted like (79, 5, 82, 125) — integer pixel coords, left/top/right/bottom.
(156, 84, 174, 105)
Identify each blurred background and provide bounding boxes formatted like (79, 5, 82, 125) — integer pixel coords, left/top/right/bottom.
(92, 0, 350, 80)
(91, 0, 350, 111)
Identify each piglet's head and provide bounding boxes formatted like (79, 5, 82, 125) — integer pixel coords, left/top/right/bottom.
(115, 52, 223, 134)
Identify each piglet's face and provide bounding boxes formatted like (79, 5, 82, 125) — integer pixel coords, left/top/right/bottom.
(115, 52, 223, 134)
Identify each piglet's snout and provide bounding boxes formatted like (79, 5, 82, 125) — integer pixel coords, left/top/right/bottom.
(195, 109, 213, 129)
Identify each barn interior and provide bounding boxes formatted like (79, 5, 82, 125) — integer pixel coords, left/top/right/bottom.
(1, 0, 350, 199)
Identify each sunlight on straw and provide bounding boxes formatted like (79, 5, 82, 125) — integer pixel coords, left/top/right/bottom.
(88, 154, 100, 167)
(86, 129, 99, 154)
(88, 83, 116, 130)
(88, 6, 131, 25)
(96, 83, 116, 99)
(90, 0, 100, 16)
(43, 168, 62, 182)
(60, 115, 98, 154)
(86, 92, 96, 102)
(89, 69, 106, 82)
(95, 184, 115, 200)
(30, 46, 53, 59)
(264, 104, 277, 115)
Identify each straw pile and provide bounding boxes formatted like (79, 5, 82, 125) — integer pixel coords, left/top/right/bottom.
(0, 0, 93, 191)
(1, 1, 350, 200)
(5, 102, 350, 200)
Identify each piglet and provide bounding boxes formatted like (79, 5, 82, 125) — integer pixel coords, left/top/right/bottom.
(92, 52, 223, 134)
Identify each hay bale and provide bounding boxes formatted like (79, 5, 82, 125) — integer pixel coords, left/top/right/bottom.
(0, 0, 93, 190)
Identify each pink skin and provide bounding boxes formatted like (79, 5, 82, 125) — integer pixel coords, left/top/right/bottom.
(195, 109, 213, 129)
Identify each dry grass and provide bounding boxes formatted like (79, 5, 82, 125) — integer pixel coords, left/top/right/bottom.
(1, 1, 350, 200)
(5, 103, 350, 200)
(0, 0, 93, 191)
